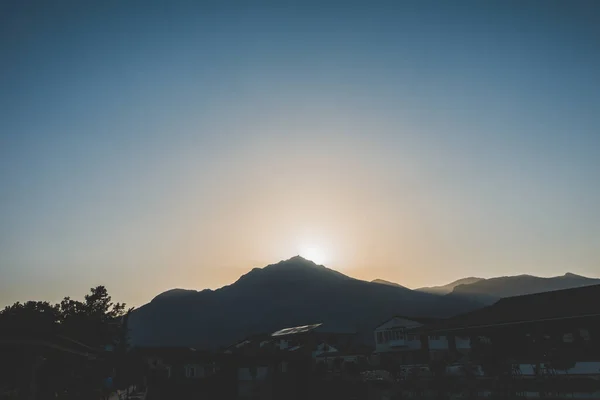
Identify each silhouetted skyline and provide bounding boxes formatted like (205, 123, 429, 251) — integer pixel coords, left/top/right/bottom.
(1, 1, 599, 307)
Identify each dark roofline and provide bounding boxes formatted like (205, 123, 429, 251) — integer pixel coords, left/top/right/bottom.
(412, 312, 600, 334)
(315, 347, 372, 357)
(374, 315, 440, 330)
(224, 333, 271, 350)
(411, 284, 600, 334)
(133, 346, 202, 353)
(0, 333, 101, 358)
(494, 282, 600, 301)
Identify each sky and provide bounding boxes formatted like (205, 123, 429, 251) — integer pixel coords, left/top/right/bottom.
(1, 0, 599, 308)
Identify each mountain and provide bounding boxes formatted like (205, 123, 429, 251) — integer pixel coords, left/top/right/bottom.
(446, 272, 600, 304)
(371, 279, 407, 289)
(151, 288, 199, 301)
(128, 256, 481, 349)
(416, 277, 484, 295)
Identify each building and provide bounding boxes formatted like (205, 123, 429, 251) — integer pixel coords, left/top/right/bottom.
(135, 346, 219, 380)
(225, 323, 372, 399)
(133, 346, 236, 400)
(0, 329, 106, 400)
(373, 316, 470, 366)
(410, 284, 600, 397)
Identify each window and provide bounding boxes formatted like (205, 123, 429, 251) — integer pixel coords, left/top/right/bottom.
(563, 333, 574, 343)
(429, 335, 440, 340)
(186, 366, 198, 378)
(377, 331, 383, 343)
(407, 335, 416, 341)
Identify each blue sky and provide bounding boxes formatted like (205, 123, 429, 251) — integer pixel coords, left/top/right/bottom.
(1, 1, 599, 307)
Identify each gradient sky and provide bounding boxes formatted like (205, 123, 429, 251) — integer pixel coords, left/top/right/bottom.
(1, 0, 599, 308)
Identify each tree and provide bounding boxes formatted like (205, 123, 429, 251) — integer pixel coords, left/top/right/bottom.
(0, 301, 60, 333)
(114, 307, 137, 391)
(0, 286, 129, 400)
(58, 286, 127, 348)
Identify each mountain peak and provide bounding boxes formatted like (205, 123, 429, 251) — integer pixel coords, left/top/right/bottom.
(563, 272, 583, 278)
(266, 255, 334, 270)
(232, 256, 349, 287)
(286, 255, 316, 264)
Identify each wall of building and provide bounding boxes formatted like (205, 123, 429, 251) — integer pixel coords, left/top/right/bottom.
(454, 336, 471, 350)
(374, 317, 424, 353)
(238, 366, 270, 381)
(184, 364, 205, 378)
(427, 335, 448, 350)
(312, 343, 339, 357)
(516, 361, 600, 376)
(423, 334, 471, 351)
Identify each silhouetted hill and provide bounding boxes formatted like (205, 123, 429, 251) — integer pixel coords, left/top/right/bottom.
(151, 288, 198, 302)
(129, 256, 481, 349)
(446, 272, 600, 305)
(371, 279, 407, 289)
(416, 277, 483, 295)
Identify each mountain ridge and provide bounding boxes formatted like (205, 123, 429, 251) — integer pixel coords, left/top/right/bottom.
(129, 257, 481, 349)
(371, 279, 407, 289)
(130, 259, 600, 349)
(447, 272, 600, 304)
(416, 277, 484, 295)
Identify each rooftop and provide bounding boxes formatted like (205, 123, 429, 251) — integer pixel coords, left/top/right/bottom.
(413, 283, 600, 333)
(271, 323, 323, 337)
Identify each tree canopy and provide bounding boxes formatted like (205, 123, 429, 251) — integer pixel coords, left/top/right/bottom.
(0, 285, 129, 348)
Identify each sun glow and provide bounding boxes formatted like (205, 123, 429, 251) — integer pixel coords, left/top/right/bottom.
(299, 246, 328, 265)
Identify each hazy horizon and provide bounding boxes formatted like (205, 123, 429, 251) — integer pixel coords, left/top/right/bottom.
(2, 1, 599, 308)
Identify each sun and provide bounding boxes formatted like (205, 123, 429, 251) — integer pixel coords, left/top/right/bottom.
(299, 246, 328, 265)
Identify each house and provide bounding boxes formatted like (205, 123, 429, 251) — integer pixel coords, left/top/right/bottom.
(0, 328, 106, 400)
(228, 323, 369, 361)
(373, 316, 469, 365)
(225, 323, 372, 399)
(413, 283, 600, 337)
(133, 347, 235, 400)
(412, 284, 600, 385)
(135, 346, 218, 380)
(312, 341, 372, 375)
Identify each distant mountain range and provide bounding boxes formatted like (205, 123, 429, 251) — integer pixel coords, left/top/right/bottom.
(416, 277, 484, 295)
(413, 272, 600, 305)
(443, 272, 600, 305)
(371, 279, 407, 289)
(129, 257, 480, 349)
(129, 258, 600, 349)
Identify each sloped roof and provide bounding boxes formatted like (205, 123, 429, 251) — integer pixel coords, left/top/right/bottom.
(0, 335, 100, 358)
(413, 284, 600, 333)
(222, 333, 271, 354)
(271, 323, 322, 337)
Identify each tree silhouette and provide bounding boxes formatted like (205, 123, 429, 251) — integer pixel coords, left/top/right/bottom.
(0, 286, 129, 400)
